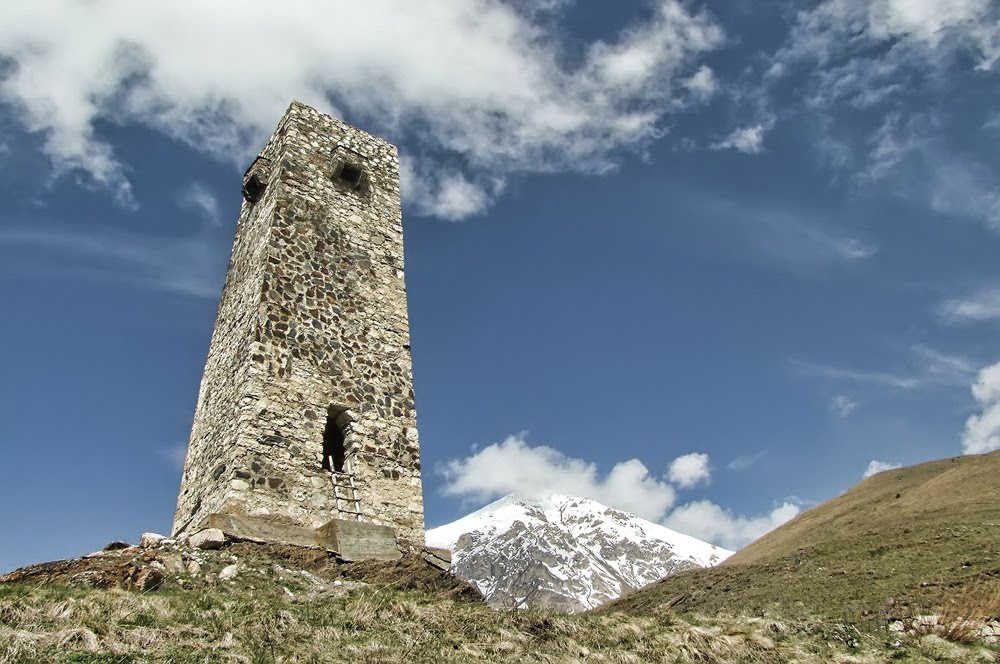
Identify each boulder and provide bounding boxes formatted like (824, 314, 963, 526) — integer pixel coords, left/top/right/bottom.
(140, 532, 166, 549)
(159, 552, 187, 576)
(129, 566, 165, 592)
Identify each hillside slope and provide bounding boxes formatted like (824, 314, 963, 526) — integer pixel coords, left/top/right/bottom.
(608, 450, 1000, 619)
(2, 535, 996, 662)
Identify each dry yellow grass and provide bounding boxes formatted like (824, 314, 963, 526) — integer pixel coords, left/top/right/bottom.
(2, 565, 998, 663)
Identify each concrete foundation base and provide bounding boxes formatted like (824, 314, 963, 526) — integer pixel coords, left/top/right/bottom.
(315, 518, 401, 561)
(201, 513, 401, 561)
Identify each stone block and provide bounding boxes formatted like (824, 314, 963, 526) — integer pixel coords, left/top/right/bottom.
(189, 528, 226, 550)
(315, 518, 401, 561)
(424, 546, 451, 562)
(422, 546, 451, 571)
(205, 513, 322, 550)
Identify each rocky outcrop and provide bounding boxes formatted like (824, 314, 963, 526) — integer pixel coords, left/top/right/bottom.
(0, 530, 473, 602)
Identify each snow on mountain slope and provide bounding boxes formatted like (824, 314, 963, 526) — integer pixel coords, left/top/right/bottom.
(425, 493, 733, 612)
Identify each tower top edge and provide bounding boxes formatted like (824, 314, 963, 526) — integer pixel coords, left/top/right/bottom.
(281, 100, 398, 155)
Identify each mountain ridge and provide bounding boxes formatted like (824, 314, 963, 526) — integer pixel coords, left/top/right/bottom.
(426, 493, 731, 612)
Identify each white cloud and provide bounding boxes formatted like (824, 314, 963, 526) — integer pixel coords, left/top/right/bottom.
(940, 289, 1000, 322)
(177, 182, 221, 226)
(441, 435, 799, 549)
(776, 0, 999, 74)
(440, 434, 677, 522)
(710, 122, 772, 154)
(399, 163, 499, 221)
(0, 226, 223, 298)
(962, 360, 1000, 454)
(830, 395, 858, 418)
(863, 459, 901, 478)
(663, 500, 800, 550)
(870, 0, 998, 62)
(683, 65, 718, 102)
(0, 0, 722, 219)
(667, 452, 711, 488)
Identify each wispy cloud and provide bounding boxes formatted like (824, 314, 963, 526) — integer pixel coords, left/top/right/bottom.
(939, 289, 1000, 323)
(0, 226, 223, 298)
(758, 1, 1000, 231)
(793, 345, 975, 392)
(771, 0, 999, 86)
(859, 114, 1000, 230)
(830, 395, 858, 418)
(753, 214, 877, 266)
(700, 198, 877, 272)
(710, 118, 775, 154)
(158, 442, 188, 471)
(795, 360, 921, 390)
(727, 452, 765, 472)
(177, 182, 221, 226)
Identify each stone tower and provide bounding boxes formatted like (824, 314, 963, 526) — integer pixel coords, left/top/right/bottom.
(173, 101, 424, 548)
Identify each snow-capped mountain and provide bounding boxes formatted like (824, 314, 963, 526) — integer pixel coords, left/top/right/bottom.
(425, 493, 733, 613)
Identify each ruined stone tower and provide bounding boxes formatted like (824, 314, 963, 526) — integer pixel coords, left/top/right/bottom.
(173, 101, 424, 548)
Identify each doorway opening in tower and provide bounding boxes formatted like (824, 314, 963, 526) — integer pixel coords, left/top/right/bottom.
(322, 407, 348, 473)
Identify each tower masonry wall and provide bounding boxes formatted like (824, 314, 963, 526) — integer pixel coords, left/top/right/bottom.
(174, 102, 424, 545)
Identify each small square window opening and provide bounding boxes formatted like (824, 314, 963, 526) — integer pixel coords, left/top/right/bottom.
(339, 164, 364, 188)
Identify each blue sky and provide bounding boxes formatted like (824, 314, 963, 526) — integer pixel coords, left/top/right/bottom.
(3, 0, 1000, 571)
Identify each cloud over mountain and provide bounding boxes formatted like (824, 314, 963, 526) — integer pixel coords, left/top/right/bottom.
(441, 435, 798, 549)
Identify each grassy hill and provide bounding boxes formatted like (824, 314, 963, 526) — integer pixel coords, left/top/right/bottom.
(607, 450, 1000, 622)
(4, 451, 1000, 660)
(4, 538, 998, 662)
